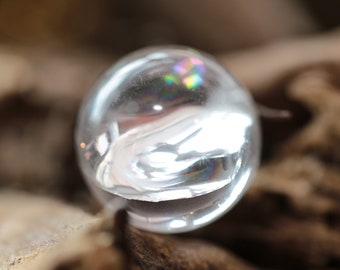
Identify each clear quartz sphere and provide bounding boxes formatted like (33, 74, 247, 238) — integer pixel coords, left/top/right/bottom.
(76, 46, 260, 233)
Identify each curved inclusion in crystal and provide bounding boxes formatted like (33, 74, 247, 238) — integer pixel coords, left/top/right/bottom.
(76, 46, 260, 233)
(96, 107, 251, 202)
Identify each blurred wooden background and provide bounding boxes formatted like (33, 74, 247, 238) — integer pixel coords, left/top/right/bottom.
(1, 1, 340, 269)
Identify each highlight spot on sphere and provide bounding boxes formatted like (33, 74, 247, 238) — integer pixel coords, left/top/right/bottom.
(76, 46, 260, 233)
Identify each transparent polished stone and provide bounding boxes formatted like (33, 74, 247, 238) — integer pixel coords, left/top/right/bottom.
(76, 46, 260, 233)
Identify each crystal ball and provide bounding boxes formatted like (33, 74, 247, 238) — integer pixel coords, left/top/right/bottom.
(76, 47, 260, 233)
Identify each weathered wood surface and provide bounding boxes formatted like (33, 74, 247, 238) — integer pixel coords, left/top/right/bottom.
(1, 30, 340, 269)
(0, 191, 95, 269)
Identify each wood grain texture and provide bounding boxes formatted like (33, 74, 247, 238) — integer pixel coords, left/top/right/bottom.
(0, 191, 95, 269)
(1, 29, 340, 269)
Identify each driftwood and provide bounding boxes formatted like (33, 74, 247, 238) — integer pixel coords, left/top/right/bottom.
(0, 191, 94, 269)
(1, 30, 340, 269)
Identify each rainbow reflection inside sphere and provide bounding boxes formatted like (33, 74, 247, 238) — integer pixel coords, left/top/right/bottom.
(76, 47, 260, 233)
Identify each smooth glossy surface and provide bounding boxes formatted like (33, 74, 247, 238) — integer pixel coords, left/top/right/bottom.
(76, 47, 260, 233)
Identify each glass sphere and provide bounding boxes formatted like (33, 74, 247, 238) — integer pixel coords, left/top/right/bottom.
(76, 46, 260, 233)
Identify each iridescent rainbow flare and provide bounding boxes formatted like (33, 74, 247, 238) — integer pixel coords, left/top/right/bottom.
(164, 57, 205, 90)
